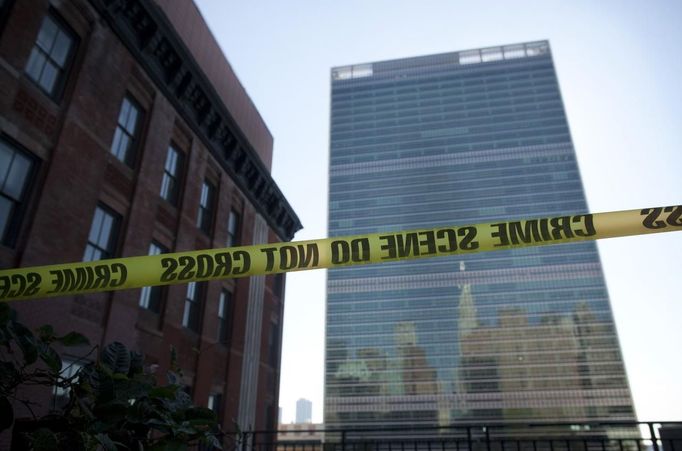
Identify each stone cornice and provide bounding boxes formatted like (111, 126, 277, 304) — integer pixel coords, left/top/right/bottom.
(89, 0, 302, 241)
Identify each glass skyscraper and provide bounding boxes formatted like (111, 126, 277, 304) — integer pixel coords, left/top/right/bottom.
(326, 41, 635, 429)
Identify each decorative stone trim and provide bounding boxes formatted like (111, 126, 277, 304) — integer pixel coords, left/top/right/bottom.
(90, 0, 302, 240)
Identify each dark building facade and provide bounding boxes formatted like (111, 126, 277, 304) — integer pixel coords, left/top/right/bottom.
(0, 0, 300, 435)
(326, 42, 635, 428)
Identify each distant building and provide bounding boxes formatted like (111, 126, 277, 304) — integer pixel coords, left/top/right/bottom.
(277, 423, 324, 451)
(296, 398, 313, 423)
(325, 42, 635, 429)
(0, 0, 300, 438)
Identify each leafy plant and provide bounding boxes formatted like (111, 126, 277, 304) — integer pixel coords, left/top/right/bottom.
(0, 302, 90, 433)
(0, 303, 221, 450)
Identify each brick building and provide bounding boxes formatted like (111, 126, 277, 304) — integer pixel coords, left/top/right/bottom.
(0, 0, 300, 434)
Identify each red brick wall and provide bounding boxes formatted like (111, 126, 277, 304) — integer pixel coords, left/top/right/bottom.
(153, 0, 274, 170)
(0, 0, 284, 435)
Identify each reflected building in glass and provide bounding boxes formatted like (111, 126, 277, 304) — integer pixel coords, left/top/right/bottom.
(325, 41, 635, 428)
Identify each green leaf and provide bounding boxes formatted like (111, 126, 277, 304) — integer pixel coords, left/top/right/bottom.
(187, 418, 216, 428)
(91, 370, 115, 403)
(0, 396, 13, 432)
(39, 345, 62, 373)
(145, 418, 173, 435)
(174, 423, 197, 434)
(129, 350, 143, 376)
(173, 389, 192, 409)
(76, 396, 95, 420)
(169, 345, 179, 372)
(57, 331, 90, 347)
(29, 428, 59, 451)
(185, 406, 217, 421)
(201, 434, 223, 450)
(150, 386, 177, 399)
(95, 433, 118, 451)
(166, 370, 180, 386)
(37, 325, 55, 342)
(112, 372, 129, 381)
(11, 322, 38, 365)
(149, 438, 188, 451)
(101, 342, 131, 374)
(93, 400, 128, 420)
(77, 362, 99, 390)
(17, 337, 38, 365)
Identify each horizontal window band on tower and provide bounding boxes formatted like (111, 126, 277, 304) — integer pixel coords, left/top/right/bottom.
(331, 89, 563, 118)
(330, 110, 569, 142)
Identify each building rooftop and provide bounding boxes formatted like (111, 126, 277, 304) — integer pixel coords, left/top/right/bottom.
(332, 40, 551, 80)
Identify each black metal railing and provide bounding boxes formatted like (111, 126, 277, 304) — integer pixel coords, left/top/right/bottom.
(216, 422, 682, 451)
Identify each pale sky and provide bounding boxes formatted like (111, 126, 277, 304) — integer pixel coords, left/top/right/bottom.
(194, 0, 682, 424)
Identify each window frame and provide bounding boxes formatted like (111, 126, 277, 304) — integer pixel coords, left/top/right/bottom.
(182, 282, 204, 333)
(217, 289, 231, 344)
(207, 392, 223, 422)
(196, 179, 216, 235)
(160, 144, 184, 206)
(110, 94, 144, 167)
(226, 208, 240, 247)
(83, 204, 120, 262)
(139, 241, 167, 313)
(53, 357, 84, 409)
(24, 10, 78, 100)
(0, 136, 38, 248)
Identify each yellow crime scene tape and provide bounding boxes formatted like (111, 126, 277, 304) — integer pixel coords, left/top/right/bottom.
(1, 205, 680, 302)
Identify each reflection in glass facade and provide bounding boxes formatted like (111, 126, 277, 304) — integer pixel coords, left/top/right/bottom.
(325, 41, 635, 428)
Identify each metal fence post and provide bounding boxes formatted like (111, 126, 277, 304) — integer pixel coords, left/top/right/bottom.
(648, 423, 660, 451)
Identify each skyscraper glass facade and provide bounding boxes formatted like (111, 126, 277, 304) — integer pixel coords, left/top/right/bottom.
(325, 41, 635, 428)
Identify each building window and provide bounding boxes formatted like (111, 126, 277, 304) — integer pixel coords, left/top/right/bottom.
(196, 180, 215, 235)
(205, 393, 223, 446)
(218, 290, 230, 344)
(0, 138, 35, 247)
(182, 282, 203, 333)
(53, 358, 83, 409)
(25, 13, 76, 98)
(160, 145, 184, 206)
(111, 95, 143, 167)
(226, 209, 240, 247)
(207, 393, 222, 419)
(181, 384, 193, 397)
(83, 205, 119, 261)
(139, 242, 167, 313)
